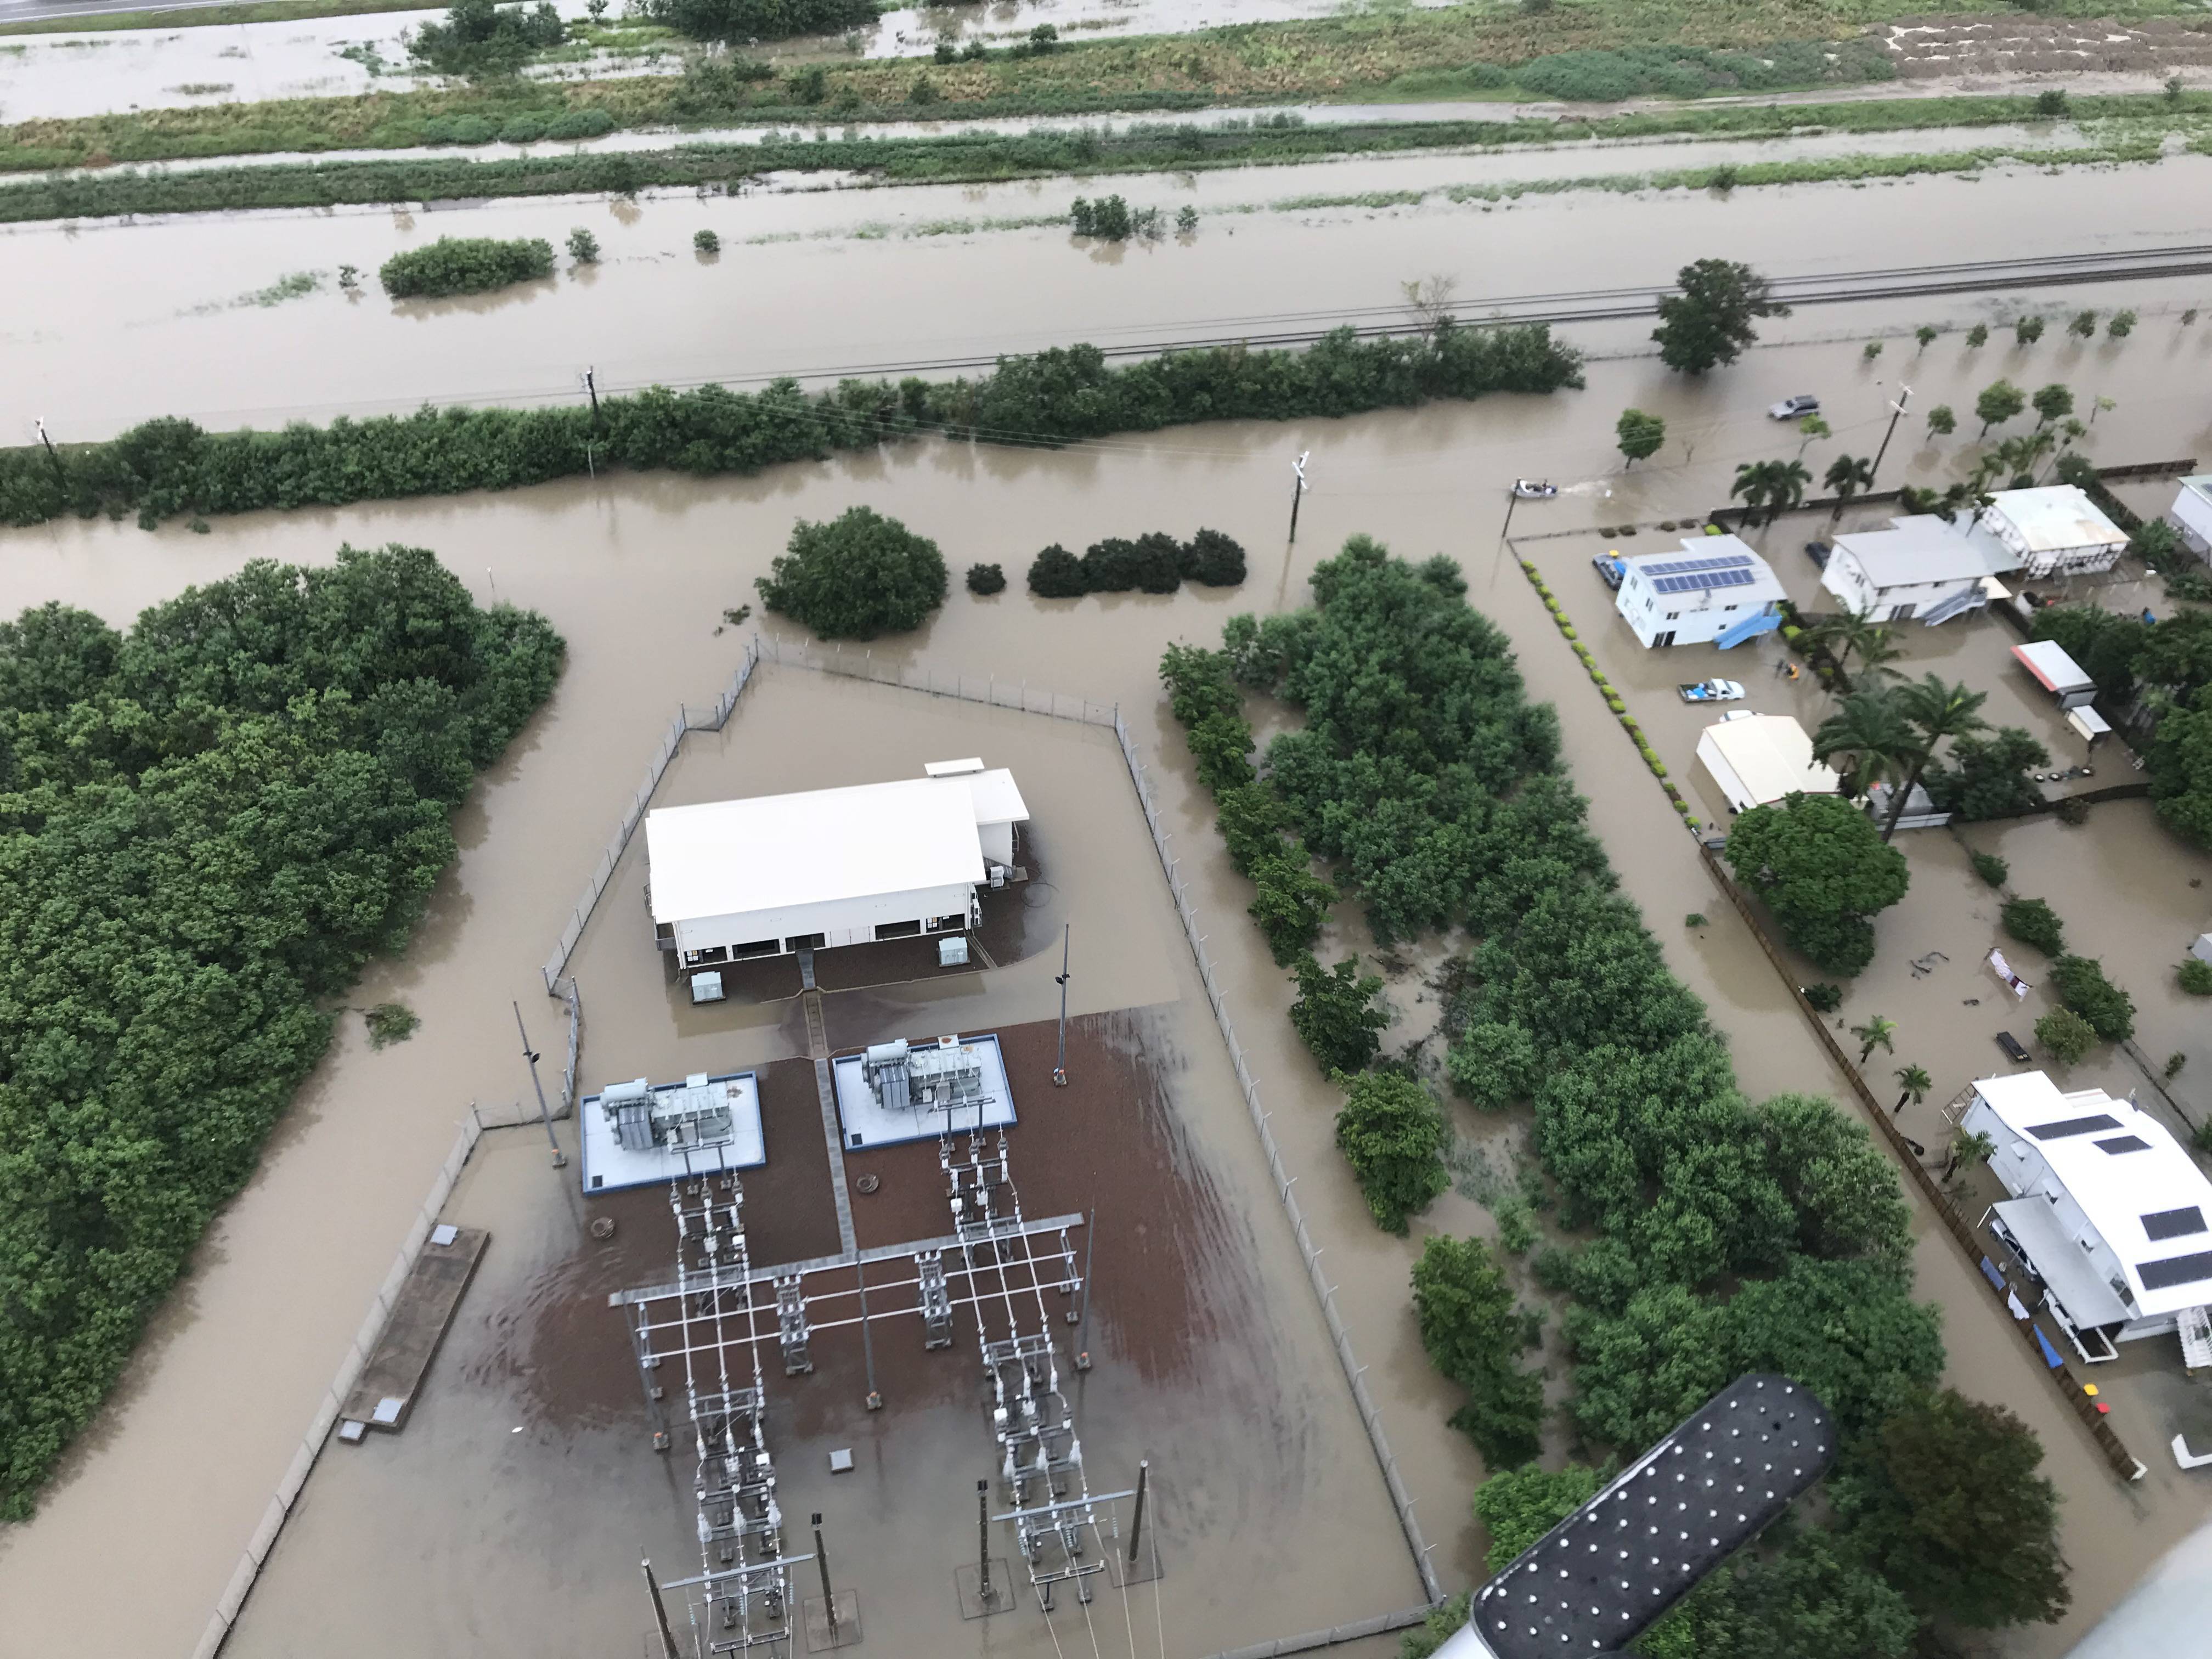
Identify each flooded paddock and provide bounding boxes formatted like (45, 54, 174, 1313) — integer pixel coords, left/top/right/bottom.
(13, 155, 2212, 440)
(0, 342, 2208, 1655)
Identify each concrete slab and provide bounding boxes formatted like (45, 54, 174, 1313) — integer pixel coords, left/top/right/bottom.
(337, 1226, 488, 1435)
(831, 1034, 1015, 1152)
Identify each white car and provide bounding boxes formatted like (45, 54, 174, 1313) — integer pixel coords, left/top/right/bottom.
(1768, 395, 1820, 420)
(1679, 678, 1747, 703)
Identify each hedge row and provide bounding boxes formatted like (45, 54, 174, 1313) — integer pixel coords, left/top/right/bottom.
(0, 324, 1583, 531)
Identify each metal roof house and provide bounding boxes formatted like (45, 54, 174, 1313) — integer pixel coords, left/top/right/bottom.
(1982, 486, 2129, 579)
(1613, 535, 1788, 649)
(2166, 475, 2212, 561)
(1965, 1072, 2212, 1366)
(1696, 713, 1839, 815)
(646, 761, 1029, 975)
(1819, 513, 2018, 625)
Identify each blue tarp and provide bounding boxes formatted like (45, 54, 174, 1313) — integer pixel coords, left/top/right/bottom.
(2035, 1327, 2066, 1369)
(1980, 1255, 2007, 1291)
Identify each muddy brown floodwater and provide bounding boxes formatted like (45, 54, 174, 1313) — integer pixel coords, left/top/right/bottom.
(13, 154, 2212, 439)
(1, 330, 2207, 1655)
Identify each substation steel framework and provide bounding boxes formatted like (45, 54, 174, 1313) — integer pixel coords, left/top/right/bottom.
(616, 1126, 1114, 1647)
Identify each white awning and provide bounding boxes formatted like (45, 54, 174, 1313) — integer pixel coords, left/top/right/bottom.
(1995, 1197, 2133, 1329)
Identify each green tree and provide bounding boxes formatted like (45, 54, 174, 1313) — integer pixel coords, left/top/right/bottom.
(566, 225, 600, 264)
(378, 235, 553, 298)
(1214, 781, 1289, 873)
(1616, 407, 1666, 467)
(1966, 323, 1989, 347)
(2109, 308, 2137, 338)
(1804, 610, 1898, 681)
(2013, 315, 2045, 347)
(1725, 792, 1910, 975)
(2035, 1007, 2097, 1064)
(2000, 896, 2066, 956)
(1926, 404, 1957, 436)
(1923, 727, 2049, 820)
(1838, 1390, 2070, 1629)
(1883, 674, 1991, 841)
(1822, 453, 1875, 521)
(1944, 1127, 1997, 1182)
(643, 0, 878, 43)
(1288, 953, 1390, 1075)
(1653, 258, 1788, 374)
(1247, 850, 1335, 965)
(1893, 1063, 1931, 1113)
(1814, 689, 1912, 800)
(1471, 1463, 1606, 1570)
(1730, 457, 1812, 527)
(2030, 382, 2074, 426)
(1976, 379, 2027, 436)
(1412, 1234, 1547, 1466)
(1915, 324, 1939, 351)
(2149, 686, 2212, 847)
(1851, 1014, 1897, 1064)
(2068, 308, 2097, 339)
(754, 506, 947, 639)
(1752, 1092, 1912, 1267)
(1397, 1594, 1472, 1659)
(2051, 953, 2135, 1040)
(1337, 1070, 1451, 1234)
(1025, 543, 1085, 598)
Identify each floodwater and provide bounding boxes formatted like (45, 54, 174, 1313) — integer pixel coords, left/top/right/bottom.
(3, 323, 2210, 1651)
(12, 150, 2212, 443)
(0, 0, 1454, 122)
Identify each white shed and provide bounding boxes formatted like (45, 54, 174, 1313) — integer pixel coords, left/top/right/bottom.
(1983, 486, 2129, 579)
(1696, 714, 1839, 815)
(647, 763, 1029, 972)
(1820, 514, 2017, 625)
(2011, 639, 2098, 710)
(2168, 475, 2212, 562)
(1613, 536, 1787, 650)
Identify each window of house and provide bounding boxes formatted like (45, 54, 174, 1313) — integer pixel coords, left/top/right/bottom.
(1666, 611, 1680, 621)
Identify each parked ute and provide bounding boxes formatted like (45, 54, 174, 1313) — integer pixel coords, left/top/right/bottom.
(1679, 678, 1746, 703)
(1804, 540, 1832, 569)
(1769, 394, 1820, 420)
(1592, 552, 1626, 589)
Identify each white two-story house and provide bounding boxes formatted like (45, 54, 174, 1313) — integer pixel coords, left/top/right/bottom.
(1820, 513, 2017, 625)
(1965, 1071, 2212, 1366)
(1613, 535, 1787, 650)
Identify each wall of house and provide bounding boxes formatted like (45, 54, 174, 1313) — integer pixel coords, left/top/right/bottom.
(672, 878, 978, 960)
(1614, 571, 1767, 647)
(1967, 1096, 2135, 1317)
(2170, 488, 2212, 557)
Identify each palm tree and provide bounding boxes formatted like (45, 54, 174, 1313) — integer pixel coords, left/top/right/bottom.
(1731, 458, 1813, 528)
(1824, 453, 1875, 523)
(1852, 1014, 1898, 1065)
(1883, 674, 1991, 842)
(1805, 609, 1898, 680)
(1813, 690, 1914, 801)
(1943, 1128, 1996, 1183)
(1893, 1063, 1932, 1116)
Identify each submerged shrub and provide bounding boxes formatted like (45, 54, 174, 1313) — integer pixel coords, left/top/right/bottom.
(378, 235, 553, 297)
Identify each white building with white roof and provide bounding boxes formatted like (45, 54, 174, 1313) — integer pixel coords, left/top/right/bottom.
(646, 759, 1029, 974)
(1965, 1071, 2212, 1365)
(2166, 475, 2212, 562)
(1695, 713, 1839, 815)
(1820, 512, 2017, 625)
(1612, 535, 1788, 649)
(1982, 485, 2130, 579)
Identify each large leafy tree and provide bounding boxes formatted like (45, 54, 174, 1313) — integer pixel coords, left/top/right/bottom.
(0, 546, 562, 1518)
(1334, 1069, 1450, 1233)
(1654, 258, 1789, 374)
(1922, 726, 2049, 820)
(1725, 791, 1910, 975)
(1412, 1235, 1547, 1468)
(1287, 952, 1390, 1075)
(1751, 1092, 1913, 1269)
(2149, 686, 2212, 847)
(1616, 407, 1667, 466)
(1470, 1463, 1606, 1571)
(1837, 1389, 2072, 1629)
(755, 505, 947, 640)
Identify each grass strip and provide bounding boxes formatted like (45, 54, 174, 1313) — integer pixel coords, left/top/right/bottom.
(5, 101, 2200, 224)
(0, 0, 432, 36)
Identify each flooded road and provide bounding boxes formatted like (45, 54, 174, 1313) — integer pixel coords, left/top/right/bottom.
(12, 150, 2212, 442)
(1, 323, 2208, 1650)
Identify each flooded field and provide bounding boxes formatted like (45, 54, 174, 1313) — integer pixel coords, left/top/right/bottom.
(10, 151, 2212, 441)
(2, 365, 2207, 1652)
(214, 667, 1422, 1659)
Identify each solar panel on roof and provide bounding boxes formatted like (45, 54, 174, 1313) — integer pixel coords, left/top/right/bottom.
(2027, 1114, 2123, 1140)
(2094, 1135, 2152, 1155)
(1640, 554, 1755, 577)
(2143, 1206, 2209, 1242)
(1652, 568, 1760, 596)
(2138, 1250, 2212, 1292)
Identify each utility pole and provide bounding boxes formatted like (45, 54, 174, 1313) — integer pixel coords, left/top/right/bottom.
(512, 1001, 567, 1168)
(1071, 1206, 1094, 1371)
(1287, 450, 1309, 543)
(977, 1482, 993, 1607)
(1052, 923, 1070, 1087)
(641, 1558, 681, 1659)
(1126, 1461, 1149, 1569)
(814, 1515, 838, 1642)
(34, 417, 64, 487)
(584, 365, 602, 425)
(1866, 382, 1912, 493)
(1491, 486, 1521, 588)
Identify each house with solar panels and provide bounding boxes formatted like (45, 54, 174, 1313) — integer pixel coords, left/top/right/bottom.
(1965, 1071, 2212, 1367)
(1611, 535, 1788, 649)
